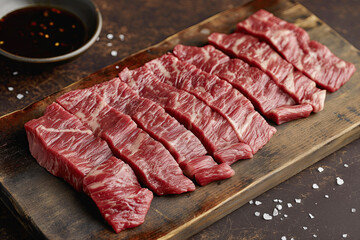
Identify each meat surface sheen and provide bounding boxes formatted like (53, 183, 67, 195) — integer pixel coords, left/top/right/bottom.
(236, 9, 356, 92)
(24, 103, 113, 191)
(173, 44, 313, 124)
(83, 156, 153, 233)
(118, 66, 253, 164)
(91, 78, 207, 164)
(57, 89, 195, 195)
(145, 54, 276, 153)
(208, 32, 326, 112)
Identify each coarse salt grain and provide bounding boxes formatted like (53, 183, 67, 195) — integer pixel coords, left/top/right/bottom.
(119, 34, 125, 41)
(111, 50, 118, 57)
(276, 204, 283, 211)
(312, 183, 319, 189)
(344, 164, 349, 168)
(281, 236, 286, 240)
(254, 211, 260, 217)
(284, 214, 288, 218)
(342, 233, 348, 238)
(309, 213, 314, 219)
(25, 90, 29, 94)
(303, 226, 308, 230)
(8, 87, 14, 91)
(249, 200, 254, 204)
(336, 177, 344, 185)
(115, 65, 119, 69)
(17, 93, 24, 100)
(317, 167, 324, 172)
(351, 208, 356, 213)
(313, 234, 317, 238)
(107, 33, 114, 39)
(325, 195, 329, 199)
(295, 198, 301, 203)
(12, 71, 18, 75)
(273, 208, 279, 216)
(107, 42, 113, 47)
(255, 200, 262, 206)
(274, 199, 279, 203)
(263, 213, 272, 220)
(287, 203, 293, 208)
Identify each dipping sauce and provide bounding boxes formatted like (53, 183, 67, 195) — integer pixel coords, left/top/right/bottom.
(0, 6, 86, 58)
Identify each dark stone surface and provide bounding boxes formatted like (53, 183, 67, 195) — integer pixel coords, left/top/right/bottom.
(0, 0, 359, 239)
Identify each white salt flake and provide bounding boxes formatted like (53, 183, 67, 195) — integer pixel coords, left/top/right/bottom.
(25, 90, 29, 94)
(324, 195, 329, 199)
(255, 200, 262, 206)
(295, 198, 301, 203)
(309, 213, 315, 219)
(12, 71, 18, 75)
(284, 214, 288, 218)
(317, 167, 324, 172)
(254, 211, 260, 217)
(107, 42, 113, 47)
(263, 213, 272, 220)
(115, 65, 119, 69)
(287, 203, 293, 208)
(273, 208, 279, 216)
(107, 33, 114, 39)
(281, 236, 287, 240)
(278, 199, 283, 203)
(351, 208, 356, 213)
(111, 50, 118, 57)
(8, 87, 14, 91)
(200, 28, 210, 35)
(303, 226, 308, 230)
(313, 234, 317, 238)
(276, 204, 283, 211)
(342, 233, 348, 238)
(119, 34, 125, 41)
(16, 93, 24, 100)
(249, 200, 254, 204)
(312, 183, 319, 189)
(273, 199, 279, 203)
(336, 177, 344, 185)
(344, 164, 349, 168)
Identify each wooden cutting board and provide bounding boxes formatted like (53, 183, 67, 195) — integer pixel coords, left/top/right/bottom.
(0, 0, 359, 239)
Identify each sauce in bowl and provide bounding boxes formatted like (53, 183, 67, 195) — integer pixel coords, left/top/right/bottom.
(0, 6, 87, 58)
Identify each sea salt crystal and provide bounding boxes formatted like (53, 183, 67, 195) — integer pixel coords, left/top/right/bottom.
(351, 208, 356, 213)
(263, 213, 272, 220)
(313, 234, 317, 238)
(12, 71, 18, 75)
(317, 167, 324, 172)
(25, 90, 29, 94)
(273, 208, 279, 216)
(278, 199, 283, 203)
(342, 233, 348, 238)
(312, 183, 319, 189)
(281, 236, 287, 240)
(344, 164, 349, 168)
(336, 177, 344, 185)
(107, 42, 113, 47)
(254, 211, 260, 217)
(249, 200, 254, 204)
(255, 200, 262, 206)
(111, 50, 118, 57)
(276, 204, 283, 211)
(284, 214, 288, 218)
(273, 199, 279, 203)
(309, 213, 314, 219)
(325, 195, 329, 199)
(119, 34, 125, 41)
(295, 198, 301, 203)
(8, 87, 14, 91)
(107, 33, 114, 39)
(115, 65, 119, 69)
(303, 226, 308, 230)
(17, 93, 24, 100)
(287, 203, 293, 208)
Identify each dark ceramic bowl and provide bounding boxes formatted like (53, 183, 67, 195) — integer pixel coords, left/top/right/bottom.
(0, 0, 102, 63)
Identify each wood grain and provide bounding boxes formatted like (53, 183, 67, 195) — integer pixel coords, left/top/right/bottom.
(0, 0, 359, 239)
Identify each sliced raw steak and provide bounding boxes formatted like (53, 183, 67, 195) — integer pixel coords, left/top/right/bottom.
(145, 54, 276, 153)
(208, 32, 326, 112)
(236, 9, 356, 92)
(24, 103, 113, 191)
(83, 156, 153, 233)
(119, 66, 253, 165)
(57, 89, 195, 195)
(90, 78, 233, 184)
(173, 44, 313, 124)
(90, 78, 207, 164)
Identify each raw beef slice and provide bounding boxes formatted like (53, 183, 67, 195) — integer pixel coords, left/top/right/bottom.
(83, 156, 153, 233)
